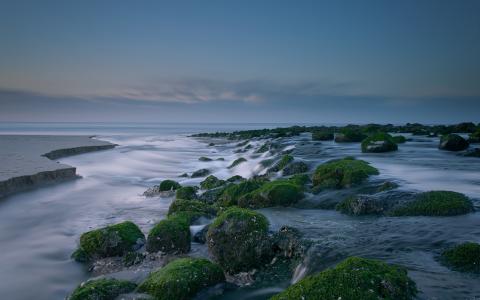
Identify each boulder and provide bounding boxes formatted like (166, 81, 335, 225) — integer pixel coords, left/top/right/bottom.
(441, 242, 480, 273)
(146, 214, 191, 254)
(439, 134, 469, 151)
(282, 161, 308, 175)
(175, 186, 198, 200)
(228, 157, 247, 169)
(238, 180, 303, 209)
(191, 169, 210, 178)
(390, 191, 474, 216)
(168, 199, 216, 220)
(200, 175, 226, 190)
(312, 131, 334, 141)
(69, 278, 137, 300)
(361, 133, 398, 153)
(334, 129, 367, 143)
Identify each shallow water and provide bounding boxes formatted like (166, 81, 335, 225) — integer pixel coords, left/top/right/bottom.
(0, 123, 479, 300)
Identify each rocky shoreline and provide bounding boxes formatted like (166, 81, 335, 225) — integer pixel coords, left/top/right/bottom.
(0, 135, 116, 198)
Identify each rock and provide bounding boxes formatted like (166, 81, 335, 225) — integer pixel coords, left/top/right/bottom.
(268, 154, 294, 172)
(200, 175, 226, 190)
(312, 131, 334, 141)
(193, 224, 210, 244)
(392, 135, 407, 144)
(336, 195, 392, 215)
(228, 157, 247, 169)
(191, 168, 210, 178)
(179, 173, 189, 178)
(468, 130, 480, 143)
(226, 175, 245, 182)
(441, 242, 480, 273)
(167, 199, 216, 220)
(138, 258, 225, 300)
(390, 191, 474, 216)
(259, 158, 274, 168)
(69, 278, 137, 300)
(218, 179, 265, 207)
(208, 142, 215, 146)
(439, 134, 469, 151)
(255, 143, 271, 153)
(312, 157, 379, 189)
(199, 156, 213, 161)
(334, 129, 367, 143)
(143, 180, 181, 197)
(361, 133, 398, 153)
(270, 257, 417, 300)
(146, 214, 191, 254)
(123, 251, 146, 267)
(282, 161, 308, 176)
(74, 221, 145, 261)
(198, 187, 226, 204)
(238, 180, 303, 209)
(175, 186, 198, 200)
(271, 226, 309, 259)
(207, 207, 271, 274)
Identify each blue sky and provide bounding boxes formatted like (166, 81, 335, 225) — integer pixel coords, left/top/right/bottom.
(0, 0, 479, 123)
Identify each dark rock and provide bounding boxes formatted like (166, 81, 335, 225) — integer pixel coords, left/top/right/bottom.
(439, 134, 469, 151)
(283, 161, 308, 175)
(191, 168, 210, 178)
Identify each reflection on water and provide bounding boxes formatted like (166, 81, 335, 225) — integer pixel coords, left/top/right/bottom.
(0, 125, 478, 300)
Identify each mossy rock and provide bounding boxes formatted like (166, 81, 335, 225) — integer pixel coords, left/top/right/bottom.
(175, 186, 198, 200)
(312, 130, 334, 141)
(238, 180, 303, 209)
(207, 207, 271, 273)
(334, 129, 367, 143)
(227, 175, 245, 182)
(123, 251, 146, 267)
(361, 133, 398, 153)
(468, 129, 480, 143)
(200, 175, 226, 190)
(439, 134, 469, 151)
(228, 157, 247, 169)
(77, 221, 145, 260)
(390, 191, 474, 216)
(268, 154, 294, 172)
(69, 278, 137, 300)
(260, 158, 275, 168)
(392, 135, 407, 144)
(218, 179, 266, 207)
(198, 156, 213, 161)
(138, 258, 225, 300)
(336, 195, 391, 216)
(256, 143, 271, 153)
(146, 214, 191, 254)
(289, 174, 311, 186)
(283, 161, 308, 176)
(191, 168, 210, 178)
(312, 157, 379, 189)
(271, 256, 417, 300)
(159, 180, 181, 192)
(168, 199, 216, 219)
(441, 242, 480, 273)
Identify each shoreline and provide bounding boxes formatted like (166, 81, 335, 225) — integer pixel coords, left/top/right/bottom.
(0, 135, 116, 198)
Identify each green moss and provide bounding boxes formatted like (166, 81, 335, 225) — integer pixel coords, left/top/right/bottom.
(238, 180, 303, 209)
(138, 258, 225, 300)
(78, 221, 145, 259)
(207, 207, 270, 273)
(312, 157, 379, 189)
(175, 186, 197, 200)
(200, 175, 226, 190)
(271, 257, 417, 300)
(441, 242, 480, 273)
(228, 157, 247, 169)
(312, 130, 334, 141)
(390, 191, 474, 216)
(392, 135, 407, 144)
(69, 278, 137, 300)
(335, 128, 368, 143)
(198, 156, 213, 161)
(227, 175, 245, 182)
(168, 199, 216, 219)
(218, 179, 266, 207)
(146, 214, 191, 254)
(361, 133, 398, 153)
(289, 174, 311, 186)
(71, 247, 89, 263)
(159, 180, 181, 192)
(268, 154, 294, 173)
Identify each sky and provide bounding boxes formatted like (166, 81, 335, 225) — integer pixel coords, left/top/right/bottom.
(0, 0, 479, 123)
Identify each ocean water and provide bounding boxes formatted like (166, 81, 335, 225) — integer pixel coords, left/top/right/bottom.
(0, 123, 478, 300)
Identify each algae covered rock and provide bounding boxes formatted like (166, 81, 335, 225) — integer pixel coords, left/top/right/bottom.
(138, 258, 225, 300)
(198, 156, 213, 161)
(238, 180, 303, 209)
(191, 168, 210, 178)
(69, 278, 137, 300)
(227, 175, 245, 182)
(361, 133, 398, 153)
(175, 186, 198, 200)
(312, 130, 334, 141)
(271, 256, 417, 300)
(207, 207, 271, 273)
(200, 175, 226, 190)
(390, 191, 474, 216)
(159, 180, 181, 191)
(439, 134, 469, 151)
(218, 179, 265, 207)
(334, 128, 367, 143)
(392, 135, 407, 144)
(312, 157, 379, 189)
(268, 154, 294, 172)
(76, 221, 145, 260)
(336, 195, 391, 216)
(228, 157, 247, 169)
(282, 161, 308, 176)
(146, 214, 191, 254)
(441, 242, 480, 273)
(168, 199, 216, 219)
